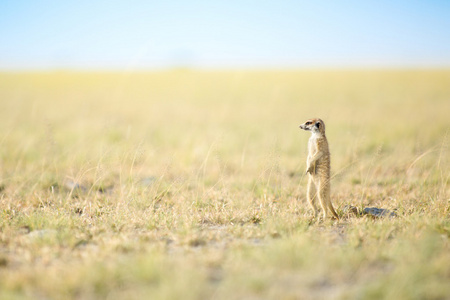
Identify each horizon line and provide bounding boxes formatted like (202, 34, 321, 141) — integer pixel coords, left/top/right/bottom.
(1, 64, 450, 73)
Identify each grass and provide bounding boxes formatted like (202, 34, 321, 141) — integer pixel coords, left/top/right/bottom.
(0, 69, 449, 299)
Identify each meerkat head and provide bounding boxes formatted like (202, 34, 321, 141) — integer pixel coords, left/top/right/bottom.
(299, 118, 326, 134)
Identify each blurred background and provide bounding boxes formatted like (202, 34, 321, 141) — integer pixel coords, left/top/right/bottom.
(1, 0, 449, 70)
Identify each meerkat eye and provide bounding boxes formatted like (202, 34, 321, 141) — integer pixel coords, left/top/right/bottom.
(305, 121, 311, 125)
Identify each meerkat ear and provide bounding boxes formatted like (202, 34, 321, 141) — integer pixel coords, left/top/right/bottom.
(315, 122, 320, 129)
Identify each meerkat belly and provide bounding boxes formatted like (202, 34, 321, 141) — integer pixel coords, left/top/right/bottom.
(315, 158, 329, 171)
(315, 156, 330, 178)
(307, 138, 318, 164)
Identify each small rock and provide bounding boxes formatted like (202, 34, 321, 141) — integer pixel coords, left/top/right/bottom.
(363, 207, 397, 218)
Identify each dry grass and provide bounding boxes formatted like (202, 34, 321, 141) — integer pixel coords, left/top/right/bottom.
(0, 70, 449, 299)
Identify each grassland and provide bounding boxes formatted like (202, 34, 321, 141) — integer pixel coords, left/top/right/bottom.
(0, 69, 449, 299)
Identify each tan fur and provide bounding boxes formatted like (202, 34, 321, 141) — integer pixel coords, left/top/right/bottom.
(299, 118, 339, 220)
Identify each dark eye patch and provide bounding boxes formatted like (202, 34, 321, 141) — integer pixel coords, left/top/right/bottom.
(305, 121, 311, 125)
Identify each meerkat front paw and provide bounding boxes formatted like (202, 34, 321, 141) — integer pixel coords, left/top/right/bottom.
(306, 165, 314, 174)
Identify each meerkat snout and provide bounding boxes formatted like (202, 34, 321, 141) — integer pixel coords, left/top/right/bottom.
(299, 121, 312, 130)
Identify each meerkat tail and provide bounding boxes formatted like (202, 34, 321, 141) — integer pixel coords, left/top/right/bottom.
(328, 202, 339, 220)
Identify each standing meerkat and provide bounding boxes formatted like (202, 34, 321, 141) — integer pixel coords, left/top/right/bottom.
(299, 118, 339, 220)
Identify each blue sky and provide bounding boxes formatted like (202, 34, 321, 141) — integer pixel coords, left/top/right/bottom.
(1, 0, 449, 69)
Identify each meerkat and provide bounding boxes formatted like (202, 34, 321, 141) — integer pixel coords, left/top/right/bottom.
(299, 118, 339, 220)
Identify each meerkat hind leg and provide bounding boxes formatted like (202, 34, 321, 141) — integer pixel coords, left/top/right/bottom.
(307, 176, 319, 218)
(321, 180, 339, 220)
(317, 180, 330, 220)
